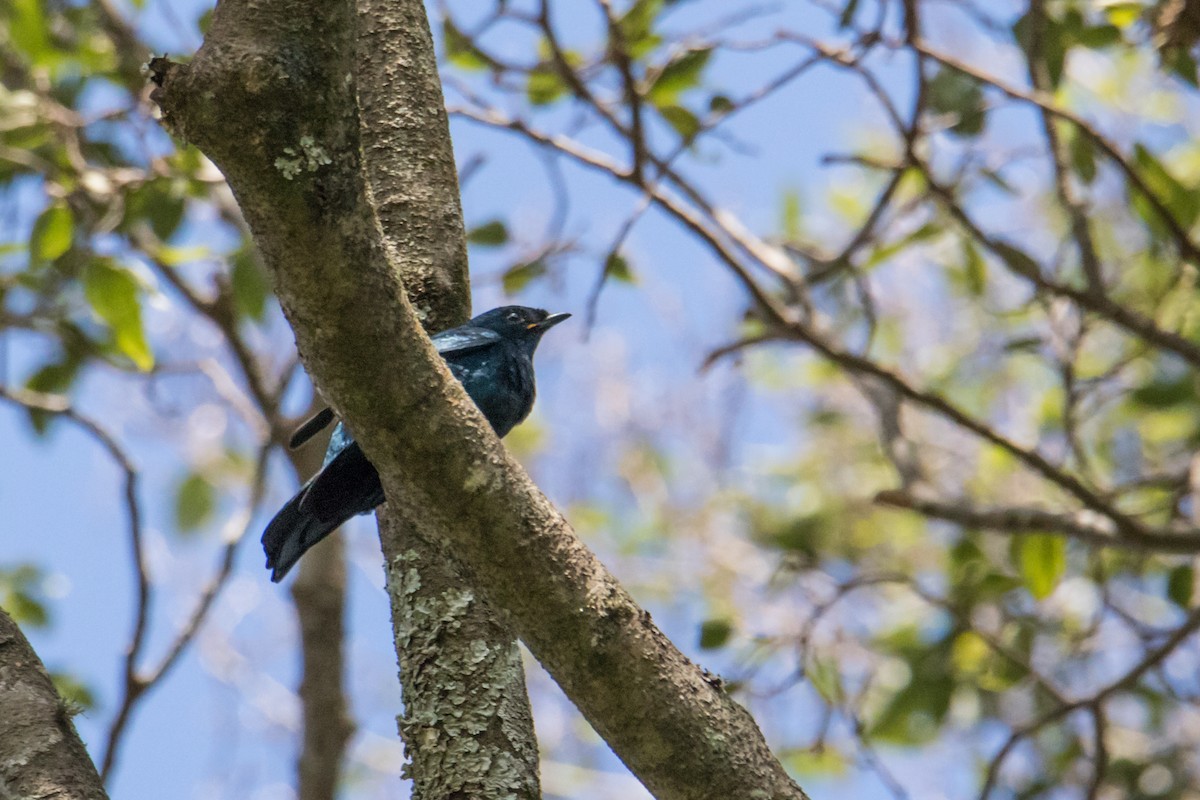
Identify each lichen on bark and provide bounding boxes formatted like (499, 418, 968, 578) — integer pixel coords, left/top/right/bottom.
(382, 515, 539, 799)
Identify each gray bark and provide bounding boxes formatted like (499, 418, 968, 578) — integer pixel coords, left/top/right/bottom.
(291, 536, 354, 800)
(354, 2, 540, 795)
(289, 420, 354, 800)
(148, 0, 808, 795)
(287, 411, 354, 800)
(381, 511, 539, 798)
(0, 608, 108, 800)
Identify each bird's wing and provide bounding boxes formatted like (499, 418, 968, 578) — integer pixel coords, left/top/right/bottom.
(299, 440, 385, 524)
(322, 421, 353, 466)
(288, 406, 336, 449)
(432, 326, 502, 358)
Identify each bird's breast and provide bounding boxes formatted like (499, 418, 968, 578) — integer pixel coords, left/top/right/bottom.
(451, 348, 536, 438)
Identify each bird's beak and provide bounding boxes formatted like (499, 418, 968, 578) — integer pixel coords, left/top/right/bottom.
(531, 312, 571, 331)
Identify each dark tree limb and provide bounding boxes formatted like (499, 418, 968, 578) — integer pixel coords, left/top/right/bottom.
(0, 607, 109, 800)
(288, 426, 354, 800)
(290, 539, 354, 800)
(355, 0, 471, 333)
(148, 0, 807, 796)
(355, 0, 540, 794)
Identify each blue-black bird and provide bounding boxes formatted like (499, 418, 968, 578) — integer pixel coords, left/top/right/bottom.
(262, 305, 570, 581)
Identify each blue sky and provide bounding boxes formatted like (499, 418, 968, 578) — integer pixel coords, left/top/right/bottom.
(0, 1, 1053, 797)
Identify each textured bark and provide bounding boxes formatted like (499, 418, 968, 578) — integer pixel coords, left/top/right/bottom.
(0, 608, 109, 800)
(354, 2, 539, 796)
(149, 0, 808, 795)
(381, 511, 539, 798)
(355, 0, 471, 332)
(288, 423, 354, 800)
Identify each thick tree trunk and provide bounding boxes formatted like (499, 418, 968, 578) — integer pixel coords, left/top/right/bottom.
(148, 0, 808, 795)
(0, 608, 109, 800)
(354, 2, 540, 795)
(380, 511, 540, 798)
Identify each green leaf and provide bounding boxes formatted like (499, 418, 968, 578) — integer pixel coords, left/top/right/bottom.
(604, 251, 635, 283)
(1131, 376, 1194, 409)
(756, 512, 828, 556)
(1080, 24, 1123, 49)
(648, 48, 712, 106)
(864, 221, 941, 269)
(466, 219, 509, 247)
(785, 748, 849, 777)
(1019, 534, 1066, 600)
(0, 564, 49, 627)
(1003, 335, 1044, 354)
(442, 17, 489, 71)
(23, 357, 81, 435)
(1168, 565, 1194, 608)
(992, 241, 1042, 279)
(82, 260, 154, 371)
(780, 189, 802, 240)
(1104, 2, 1143, 29)
(230, 249, 271, 322)
(951, 631, 990, 674)
(699, 618, 733, 649)
(806, 656, 843, 702)
(1076, 24, 1122, 49)
(927, 68, 986, 137)
(1012, 11, 1067, 88)
(502, 260, 547, 295)
(618, 0, 665, 58)
(869, 657, 954, 744)
(708, 94, 734, 114)
(658, 105, 700, 142)
(980, 167, 1017, 195)
(30, 203, 74, 263)
(8, 0, 53, 69)
(1162, 47, 1200, 87)
(962, 239, 987, 295)
(174, 472, 216, 534)
(1067, 127, 1097, 184)
(4, 590, 48, 627)
(527, 68, 567, 106)
(1133, 144, 1200, 229)
(123, 180, 186, 241)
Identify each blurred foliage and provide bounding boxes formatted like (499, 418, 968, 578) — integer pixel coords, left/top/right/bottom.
(0, 563, 51, 628)
(438, 0, 1200, 796)
(50, 670, 98, 713)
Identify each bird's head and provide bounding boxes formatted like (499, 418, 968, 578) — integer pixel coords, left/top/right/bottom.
(469, 306, 571, 347)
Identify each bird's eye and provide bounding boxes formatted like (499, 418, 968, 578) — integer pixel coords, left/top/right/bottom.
(506, 311, 522, 323)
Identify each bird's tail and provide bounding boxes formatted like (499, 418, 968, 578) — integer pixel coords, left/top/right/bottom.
(261, 488, 343, 582)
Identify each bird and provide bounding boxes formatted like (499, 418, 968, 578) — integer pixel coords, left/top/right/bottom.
(262, 305, 571, 582)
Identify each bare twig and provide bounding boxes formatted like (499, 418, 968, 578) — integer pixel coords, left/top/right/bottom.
(978, 603, 1200, 800)
(906, 38, 1200, 268)
(0, 387, 146, 782)
(875, 489, 1200, 553)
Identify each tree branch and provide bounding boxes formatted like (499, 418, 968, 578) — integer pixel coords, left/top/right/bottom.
(875, 489, 1200, 553)
(0, 607, 109, 800)
(354, 0, 539, 794)
(148, 0, 808, 795)
(906, 37, 1200, 269)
